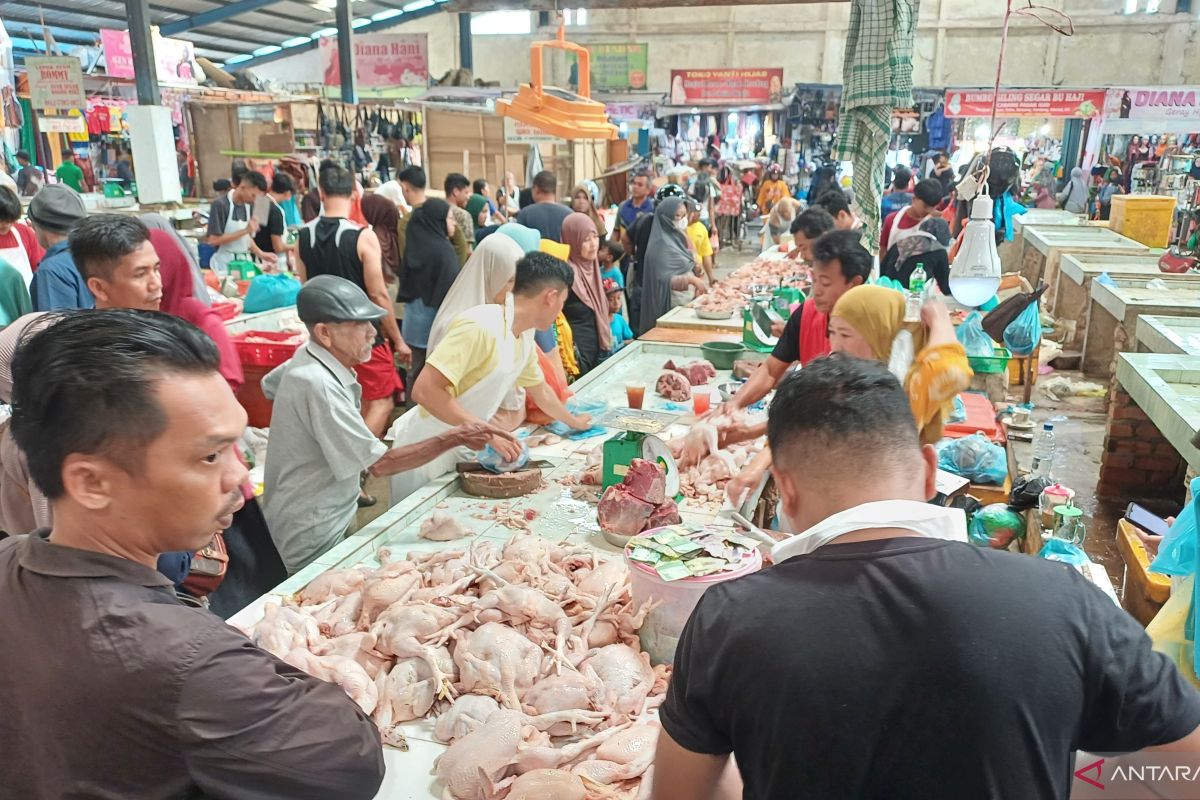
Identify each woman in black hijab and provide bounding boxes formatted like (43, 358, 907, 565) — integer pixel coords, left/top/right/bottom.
(398, 197, 459, 387)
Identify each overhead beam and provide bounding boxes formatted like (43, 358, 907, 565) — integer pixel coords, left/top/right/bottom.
(445, 0, 841, 8)
(229, 1, 450, 69)
(159, 0, 287, 35)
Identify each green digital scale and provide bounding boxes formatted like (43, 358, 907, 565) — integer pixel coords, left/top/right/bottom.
(742, 300, 780, 353)
(598, 409, 681, 497)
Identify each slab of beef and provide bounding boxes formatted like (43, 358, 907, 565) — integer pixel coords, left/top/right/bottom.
(656, 370, 691, 401)
(662, 359, 717, 386)
(646, 498, 681, 530)
(623, 458, 666, 505)
(597, 484, 655, 537)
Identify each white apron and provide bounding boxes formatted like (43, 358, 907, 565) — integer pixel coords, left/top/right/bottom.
(387, 302, 532, 503)
(0, 226, 34, 287)
(886, 207, 926, 252)
(771, 500, 967, 562)
(209, 191, 252, 276)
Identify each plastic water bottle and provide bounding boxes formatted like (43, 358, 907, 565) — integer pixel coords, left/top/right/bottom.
(1031, 423, 1056, 479)
(904, 263, 927, 322)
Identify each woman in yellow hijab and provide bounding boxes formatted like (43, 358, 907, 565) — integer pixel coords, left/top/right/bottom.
(829, 285, 972, 444)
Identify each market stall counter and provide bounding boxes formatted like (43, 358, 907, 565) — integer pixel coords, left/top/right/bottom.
(655, 304, 743, 334)
(1017, 225, 1148, 299)
(1083, 279, 1200, 377)
(1137, 315, 1200, 356)
(1054, 254, 1174, 346)
(1005, 211, 1087, 275)
(228, 341, 767, 799)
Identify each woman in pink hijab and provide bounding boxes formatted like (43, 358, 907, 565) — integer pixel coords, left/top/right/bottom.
(148, 229, 244, 391)
(560, 212, 613, 376)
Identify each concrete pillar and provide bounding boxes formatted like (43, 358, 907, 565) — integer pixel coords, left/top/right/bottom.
(1098, 384, 1187, 503)
(126, 106, 182, 204)
(335, 0, 356, 104)
(125, 0, 160, 106)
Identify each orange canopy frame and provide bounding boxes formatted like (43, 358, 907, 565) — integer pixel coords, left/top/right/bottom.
(495, 24, 618, 141)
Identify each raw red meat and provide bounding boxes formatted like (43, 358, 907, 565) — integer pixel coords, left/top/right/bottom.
(662, 359, 716, 386)
(656, 371, 691, 401)
(646, 498, 681, 530)
(597, 485, 655, 537)
(623, 458, 666, 505)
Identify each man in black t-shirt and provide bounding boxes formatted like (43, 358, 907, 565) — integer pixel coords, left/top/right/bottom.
(251, 172, 294, 268)
(654, 356, 1200, 800)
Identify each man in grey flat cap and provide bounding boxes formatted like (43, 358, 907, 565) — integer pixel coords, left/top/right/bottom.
(28, 184, 92, 311)
(262, 275, 503, 574)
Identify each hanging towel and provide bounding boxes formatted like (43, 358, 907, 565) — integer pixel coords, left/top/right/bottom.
(833, 0, 920, 254)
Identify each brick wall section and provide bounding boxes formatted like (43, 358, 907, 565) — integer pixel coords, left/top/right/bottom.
(1098, 386, 1187, 502)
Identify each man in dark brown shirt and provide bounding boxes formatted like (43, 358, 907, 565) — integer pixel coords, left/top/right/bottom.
(0, 309, 385, 799)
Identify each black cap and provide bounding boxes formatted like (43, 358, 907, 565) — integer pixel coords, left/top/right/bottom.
(296, 275, 387, 325)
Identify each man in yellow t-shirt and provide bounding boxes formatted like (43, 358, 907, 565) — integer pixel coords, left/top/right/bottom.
(686, 199, 715, 283)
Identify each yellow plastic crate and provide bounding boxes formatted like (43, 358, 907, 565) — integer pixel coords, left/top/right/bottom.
(1110, 194, 1176, 248)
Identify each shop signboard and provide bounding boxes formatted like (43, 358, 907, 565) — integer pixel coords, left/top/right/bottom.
(943, 89, 1105, 118)
(1105, 87, 1200, 123)
(567, 43, 648, 91)
(99, 29, 200, 84)
(668, 69, 785, 107)
(38, 115, 87, 134)
(321, 34, 428, 88)
(504, 117, 558, 144)
(100, 29, 134, 79)
(27, 56, 84, 111)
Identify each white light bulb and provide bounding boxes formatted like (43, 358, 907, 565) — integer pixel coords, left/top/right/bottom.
(949, 195, 1002, 307)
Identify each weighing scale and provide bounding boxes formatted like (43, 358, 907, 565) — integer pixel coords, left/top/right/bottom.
(597, 409, 681, 498)
(742, 301, 780, 353)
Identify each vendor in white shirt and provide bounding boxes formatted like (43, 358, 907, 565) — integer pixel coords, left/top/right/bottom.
(205, 171, 266, 275)
(387, 251, 592, 503)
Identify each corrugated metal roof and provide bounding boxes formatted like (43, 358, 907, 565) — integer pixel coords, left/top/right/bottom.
(0, 0, 432, 65)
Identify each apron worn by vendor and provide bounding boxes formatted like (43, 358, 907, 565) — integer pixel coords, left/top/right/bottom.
(386, 302, 532, 502)
(772, 500, 967, 561)
(209, 191, 254, 276)
(886, 208, 927, 253)
(0, 227, 34, 286)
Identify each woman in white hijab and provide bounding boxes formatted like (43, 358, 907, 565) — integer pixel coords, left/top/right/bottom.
(425, 233, 530, 429)
(427, 233, 525, 353)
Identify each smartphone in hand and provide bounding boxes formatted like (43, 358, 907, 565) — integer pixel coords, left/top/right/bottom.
(1125, 503, 1171, 538)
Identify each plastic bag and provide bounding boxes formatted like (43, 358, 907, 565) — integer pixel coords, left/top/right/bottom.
(1096, 271, 1116, 288)
(1003, 301, 1042, 356)
(936, 433, 1008, 485)
(243, 273, 301, 314)
(956, 312, 996, 358)
(948, 395, 967, 424)
(476, 442, 530, 473)
(1147, 576, 1200, 689)
(887, 330, 914, 383)
(968, 503, 1024, 549)
(1148, 278, 1170, 291)
(1151, 476, 1200, 577)
(1038, 538, 1089, 566)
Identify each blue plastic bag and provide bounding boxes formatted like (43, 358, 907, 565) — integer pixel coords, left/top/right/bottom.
(1003, 301, 1042, 356)
(1151, 476, 1200, 577)
(948, 395, 967, 424)
(1038, 538, 1090, 566)
(476, 442, 530, 473)
(956, 312, 996, 358)
(243, 273, 301, 314)
(936, 434, 1008, 485)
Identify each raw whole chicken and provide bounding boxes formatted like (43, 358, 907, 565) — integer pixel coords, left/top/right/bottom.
(313, 632, 389, 679)
(284, 648, 379, 715)
(434, 708, 524, 800)
(371, 603, 460, 697)
(357, 570, 422, 626)
(573, 723, 661, 785)
(251, 602, 321, 659)
(420, 511, 470, 541)
(294, 568, 365, 605)
(580, 645, 655, 716)
(373, 649, 453, 747)
(506, 769, 587, 800)
(453, 622, 544, 709)
(655, 370, 691, 401)
(435, 694, 502, 743)
(309, 592, 362, 638)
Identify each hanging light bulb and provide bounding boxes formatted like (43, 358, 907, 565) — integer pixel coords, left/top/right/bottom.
(949, 190, 1002, 307)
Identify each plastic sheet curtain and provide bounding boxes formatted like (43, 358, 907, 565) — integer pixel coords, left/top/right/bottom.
(833, 0, 920, 254)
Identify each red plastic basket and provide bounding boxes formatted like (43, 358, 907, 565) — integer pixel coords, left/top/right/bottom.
(233, 331, 301, 368)
(212, 301, 239, 321)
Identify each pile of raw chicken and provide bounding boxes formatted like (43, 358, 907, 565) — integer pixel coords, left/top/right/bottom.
(247, 532, 668, 800)
(669, 412, 763, 507)
(690, 254, 805, 314)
